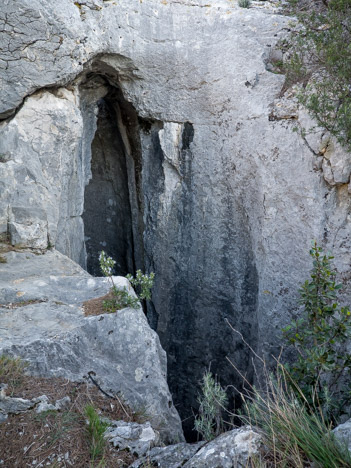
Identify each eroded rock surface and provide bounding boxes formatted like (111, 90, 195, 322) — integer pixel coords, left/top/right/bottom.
(130, 442, 206, 468)
(183, 427, 262, 467)
(105, 420, 160, 457)
(131, 427, 262, 468)
(333, 418, 351, 453)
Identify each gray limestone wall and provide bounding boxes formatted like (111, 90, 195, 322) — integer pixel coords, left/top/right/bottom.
(0, 0, 350, 438)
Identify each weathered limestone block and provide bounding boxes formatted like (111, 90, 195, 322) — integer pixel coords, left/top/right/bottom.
(0, 90, 86, 262)
(130, 442, 205, 468)
(183, 427, 262, 468)
(322, 141, 351, 186)
(0, 250, 184, 443)
(104, 420, 160, 457)
(9, 206, 48, 249)
(333, 419, 351, 454)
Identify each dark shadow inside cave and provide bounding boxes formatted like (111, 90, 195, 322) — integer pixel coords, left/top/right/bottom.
(82, 82, 144, 277)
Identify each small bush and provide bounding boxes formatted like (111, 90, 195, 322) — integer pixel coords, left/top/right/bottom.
(284, 0, 351, 150)
(126, 270, 155, 301)
(238, 0, 251, 7)
(194, 371, 228, 441)
(282, 241, 351, 424)
(102, 285, 139, 312)
(99, 251, 154, 313)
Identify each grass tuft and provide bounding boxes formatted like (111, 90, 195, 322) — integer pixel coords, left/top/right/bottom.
(85, 404, 109, 464)
(0, 355, 28, 391)
(238, 364, 351, 467)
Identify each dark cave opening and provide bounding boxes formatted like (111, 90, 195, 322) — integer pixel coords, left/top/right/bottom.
(82, 82, 144, 278)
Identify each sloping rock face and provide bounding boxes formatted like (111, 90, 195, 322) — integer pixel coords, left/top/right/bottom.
(0, 249, 184, 443)
(0, 0, 350, 436)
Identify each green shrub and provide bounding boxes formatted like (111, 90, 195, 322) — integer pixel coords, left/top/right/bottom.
(238, 0, 251, 8)
(99, 251, 154, 313)
(102, 285, 139, 312)
(126, 270, 155, 301)
(282, 242, 351, 424)
(284, 0, 351, 150)
(194, 371, 228, 441)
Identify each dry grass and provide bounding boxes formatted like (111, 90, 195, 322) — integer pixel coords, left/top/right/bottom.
(0, 358, 142, 467)
(83, 291, 115, 317)
(0, 355, 28, 392)
(229, 361, 351, 467)
(0, 299, 46, 310)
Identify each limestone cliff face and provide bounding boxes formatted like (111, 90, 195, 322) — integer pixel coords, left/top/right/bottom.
(0, 0, 350, 435)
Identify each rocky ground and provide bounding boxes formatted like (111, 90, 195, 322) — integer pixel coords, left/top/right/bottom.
(0, 371, 140, 467)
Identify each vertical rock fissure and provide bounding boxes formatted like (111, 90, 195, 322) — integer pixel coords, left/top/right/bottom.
(82, 86, 141, 277)
(81, 76, 259, 441)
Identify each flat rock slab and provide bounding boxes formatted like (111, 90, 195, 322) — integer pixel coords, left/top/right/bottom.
(0, 249, 184, 443)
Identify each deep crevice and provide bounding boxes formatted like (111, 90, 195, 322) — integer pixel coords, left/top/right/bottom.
(83, 93, 134, 276)
(79, 71, 259, 443)
(81, 78, 144, 277)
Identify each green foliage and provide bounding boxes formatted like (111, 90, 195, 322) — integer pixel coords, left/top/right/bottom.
(102, 285, 139, 312)
(84, 404, 109, 463)
(99, 250, 154, 313)
(126, 270, 155, 301)
(194, 371, 228, 441)
(240, 365, 351, 467)
(282, 241, 351, 423)
(238, 0, 251, 7)
(285, 0, 351, 150)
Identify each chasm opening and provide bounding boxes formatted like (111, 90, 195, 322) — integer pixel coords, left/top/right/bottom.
(80, 75, 259, 443)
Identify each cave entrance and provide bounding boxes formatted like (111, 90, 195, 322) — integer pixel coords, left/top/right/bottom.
(82, 83, 143, 277)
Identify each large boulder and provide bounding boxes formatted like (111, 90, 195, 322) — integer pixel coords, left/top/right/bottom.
(0, 249, 184, 443)
(183, 427, 262, 468)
